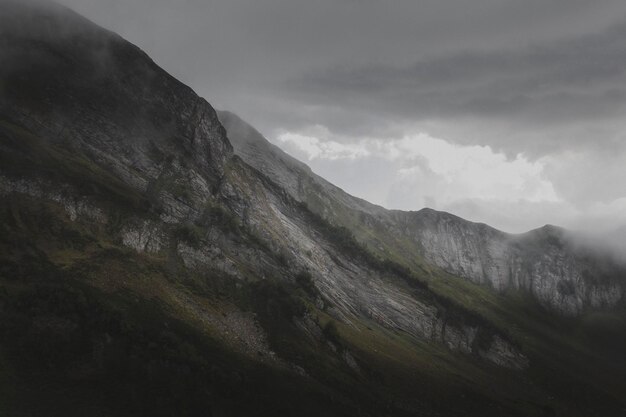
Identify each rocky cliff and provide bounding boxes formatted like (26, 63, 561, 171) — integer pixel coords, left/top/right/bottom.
(402, 211, 624, 315)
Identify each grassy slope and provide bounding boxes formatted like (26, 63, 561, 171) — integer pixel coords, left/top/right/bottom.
(0, 119, 352, 416)
(296, 154, 626, 417)
(0, 194, 359, 417)
(1, 119, 626, 416)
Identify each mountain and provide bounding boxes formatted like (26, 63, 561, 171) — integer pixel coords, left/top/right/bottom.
(219, 110, 625, 316)
(1, 2, 625, 417)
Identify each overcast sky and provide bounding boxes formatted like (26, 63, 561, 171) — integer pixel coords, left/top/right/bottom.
(57, 0, 626, 234)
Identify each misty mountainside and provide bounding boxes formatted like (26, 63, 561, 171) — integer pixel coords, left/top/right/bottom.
(219, 111, 626, 316)
(0, 2, 626, 417)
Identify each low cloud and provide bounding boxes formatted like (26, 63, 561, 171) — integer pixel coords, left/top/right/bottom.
(272, 126, 561, 229)
(270, 123, 626, 237)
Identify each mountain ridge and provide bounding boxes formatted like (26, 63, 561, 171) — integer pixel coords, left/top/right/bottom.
(219, 110, 625, 316)
(217, 112, 567, 236)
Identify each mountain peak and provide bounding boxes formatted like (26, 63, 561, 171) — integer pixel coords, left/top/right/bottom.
(1, 2, 232, 193)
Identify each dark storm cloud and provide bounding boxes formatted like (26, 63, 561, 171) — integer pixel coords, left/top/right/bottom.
(285, 18, 626, 154)
(53, 0, 626, 142)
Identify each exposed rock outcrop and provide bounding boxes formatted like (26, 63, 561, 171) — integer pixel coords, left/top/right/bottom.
(404, 210, 625, 315)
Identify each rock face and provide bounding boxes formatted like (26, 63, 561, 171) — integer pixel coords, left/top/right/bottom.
(0, 1, 232, 198)
(402, 211, 625, 315)
(219, 110, 388, 218)
(0, 1, 527, 370)
(219, 111, 626, 316)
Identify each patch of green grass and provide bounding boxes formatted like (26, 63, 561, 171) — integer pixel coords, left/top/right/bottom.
(196, 203, 241, 235)
(0, 119, 153, 214)
(173, 222, 205, 248)
(295, 271, 318, 297)
(296, 201, 427, 289)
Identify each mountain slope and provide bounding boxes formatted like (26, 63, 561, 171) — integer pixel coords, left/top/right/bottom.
(0, 3, 625, 417)
(219, 110, 625, 316)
